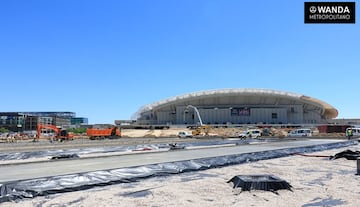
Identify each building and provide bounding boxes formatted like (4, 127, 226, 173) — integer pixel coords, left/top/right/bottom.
(0, 112, 77, 131)
(328, 118, 360, 126)
(71, 117, 89, 125)
(131, 88, 338, 126)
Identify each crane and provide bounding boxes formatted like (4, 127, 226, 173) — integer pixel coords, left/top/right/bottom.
(184, 105, 210, 136)
(185, 105, 204, 126)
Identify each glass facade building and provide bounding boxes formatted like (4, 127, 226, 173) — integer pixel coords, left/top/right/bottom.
(0, 112, 78, 131)
(71, 117, 89, 125)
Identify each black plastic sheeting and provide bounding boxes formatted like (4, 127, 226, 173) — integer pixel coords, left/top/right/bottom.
(0, 139, 265, 161)
(50, 154, 80, 160)
(0, 144, 162, 161)
(0, 140, 357, 203)
(329, 150, 360, 160)
(227, 174, 292, 192)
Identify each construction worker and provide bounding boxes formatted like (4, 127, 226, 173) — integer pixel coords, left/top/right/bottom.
(346, 128, 353, 140)
(248, 131, 252, 139)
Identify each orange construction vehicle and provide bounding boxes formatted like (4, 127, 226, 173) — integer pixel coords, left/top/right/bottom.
(36, 124, 74, 142)
(86, 127, 121, 140)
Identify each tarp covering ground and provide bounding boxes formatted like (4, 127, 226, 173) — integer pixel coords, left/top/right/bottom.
(0, 140, 357, 203)
(0, 139, 265, 161)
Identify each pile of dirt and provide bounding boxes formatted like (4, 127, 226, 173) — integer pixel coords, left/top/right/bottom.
(121, 129, 183, 138)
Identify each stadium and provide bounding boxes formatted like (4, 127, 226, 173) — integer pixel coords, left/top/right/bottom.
(132, 88, 338, 126)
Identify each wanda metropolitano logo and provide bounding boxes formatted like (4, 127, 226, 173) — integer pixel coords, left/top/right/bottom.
(304, 2, 355, 23)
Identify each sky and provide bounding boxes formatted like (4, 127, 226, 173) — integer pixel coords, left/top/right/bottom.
(0, 0, 359, 124)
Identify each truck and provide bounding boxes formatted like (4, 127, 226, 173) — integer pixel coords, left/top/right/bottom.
(86, 127, 121, 140)
(36, 124, 74, 142)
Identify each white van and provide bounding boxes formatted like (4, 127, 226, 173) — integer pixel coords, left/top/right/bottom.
(288, 128, 312, 137)
(178, 131, 193, 138)
(238, 129, 262, 139)
(346, 128, 360, 137)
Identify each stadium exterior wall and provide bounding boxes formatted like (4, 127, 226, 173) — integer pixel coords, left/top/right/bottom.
(132, 89, 338, 125)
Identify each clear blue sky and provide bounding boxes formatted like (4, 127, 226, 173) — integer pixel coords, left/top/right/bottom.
(0, 0, 359, 124)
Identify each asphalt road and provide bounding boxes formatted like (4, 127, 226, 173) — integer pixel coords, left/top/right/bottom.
(0, 139, 344, 183)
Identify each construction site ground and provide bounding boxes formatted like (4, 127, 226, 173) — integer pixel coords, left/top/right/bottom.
(0, 127, 346, 153)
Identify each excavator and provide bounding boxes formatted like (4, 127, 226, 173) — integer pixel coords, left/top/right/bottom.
(86, 127, 121, 140)
(192, 125, 211, 136)
(36, 124, 74, 142)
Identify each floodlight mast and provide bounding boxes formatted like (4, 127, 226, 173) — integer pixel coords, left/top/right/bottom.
(185, 105, 204, 126)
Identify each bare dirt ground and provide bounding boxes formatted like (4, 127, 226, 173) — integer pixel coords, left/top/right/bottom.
(0, 127, 347, 154)
(1, 142, 359, 207)
(0, 137, 218, 153)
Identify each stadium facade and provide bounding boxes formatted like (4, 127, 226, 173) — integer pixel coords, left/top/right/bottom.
(132, 89, 338, 125)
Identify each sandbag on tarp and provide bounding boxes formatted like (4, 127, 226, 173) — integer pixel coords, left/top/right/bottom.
(227, 175, 292, 192)
(330, 150, 360, 160)
(0, 140, 356, 203)
(168, 143, 185, 150)
(51, 154, 80, 160)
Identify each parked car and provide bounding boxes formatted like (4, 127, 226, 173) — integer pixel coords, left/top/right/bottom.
(238, 129, 262, 139)
(288, 128, 312, 137)
(178, 131, 193, 138)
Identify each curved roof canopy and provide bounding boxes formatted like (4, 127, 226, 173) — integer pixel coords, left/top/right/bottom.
(133, 88, 338, 119)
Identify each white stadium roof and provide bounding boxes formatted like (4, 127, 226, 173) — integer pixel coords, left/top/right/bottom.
(132, 88, 338, 119)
